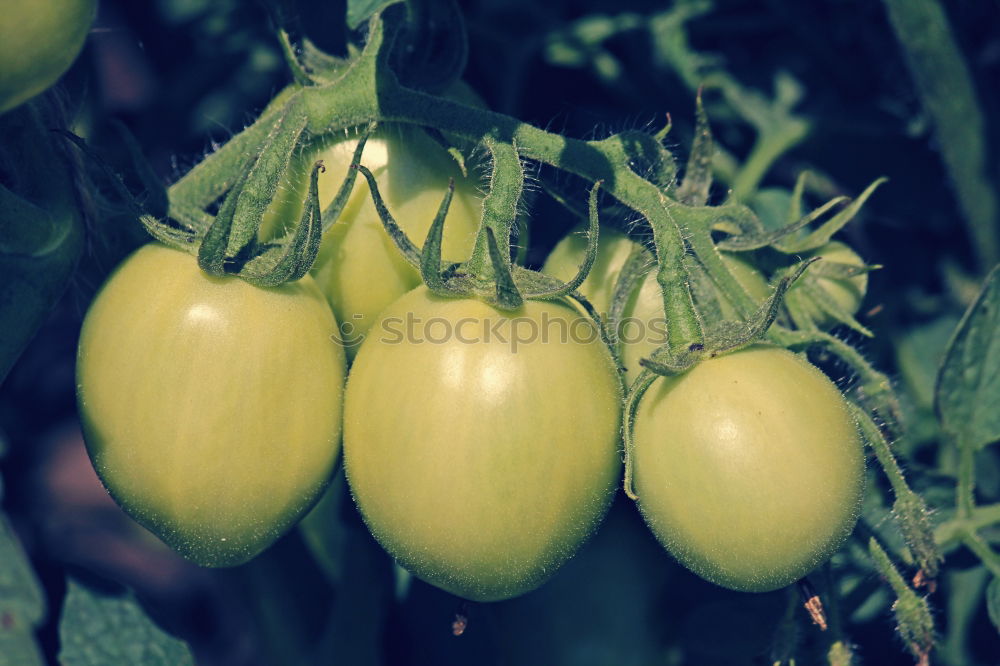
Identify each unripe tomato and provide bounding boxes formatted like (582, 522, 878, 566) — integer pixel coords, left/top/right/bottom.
(343, 287, 623, 601)
(264, 126, 482, 359)
(77, 244, 346, 566)
(632, 346, 864, 592)
(541, 226, 638, 315)
(542, 227, 769, 385)
(802, 240, 868, 320)
(0, 0, 96, 113)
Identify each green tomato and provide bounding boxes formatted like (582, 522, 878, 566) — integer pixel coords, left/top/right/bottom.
(0, 0, 96, 113)
(263, 125, 482, 359)
(542, 227, 769, 386)
(343, 287, 623, 601)
(77, 244, 346, 566)
(541, 226, 637, 315)
(631, 346, 864, 592)
(805, 240, 868, 318)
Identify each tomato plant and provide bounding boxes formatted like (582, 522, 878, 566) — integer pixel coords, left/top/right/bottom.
(6, 1, 999, 663)
(0, 0, 96, 113)
(76, 243, 347, 566)
(342, 286, 623, 601)
(630, 346, 865, 592)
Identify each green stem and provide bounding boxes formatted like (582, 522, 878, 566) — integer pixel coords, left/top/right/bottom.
(956, 441, 976, 520)
(681, 207, 759, 319)
(730, 119, 808, 201)
(935, 503, 1000, 548)
(967, 503, 1000, 532)
(466, 136, 522, 279)
(651, 208, 704, 355)
(959, 530, 1000, 578)
(851, 403, 910, 498)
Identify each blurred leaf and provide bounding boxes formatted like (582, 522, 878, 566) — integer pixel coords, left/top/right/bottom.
(895, 315, 961, 410)
(347, 0, 398, 30)
(939, 566, 989, 663)
(0, 516, 45, 666)
(58, 579, 194, 666)
(0, 101, 85, 385)
(936, 265, 1000, 449)
(988, 577, 1000, 635)
(306, 495, 394, 666)
(884, 0, 998, 273)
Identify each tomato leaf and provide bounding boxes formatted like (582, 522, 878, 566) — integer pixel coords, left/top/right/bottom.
(0, 515, 45, 666)
(58, 579, 194, 666)
(988, 577, 1000, 634)
(935, 264, 1000, 449)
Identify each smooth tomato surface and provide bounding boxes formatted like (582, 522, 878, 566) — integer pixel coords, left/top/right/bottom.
(264, 125, 482, 358)
(77, 244, 346, 566)
(0, 0, 96, 113)
(343, 287, 623, 601)
(632, 346, 864, 592)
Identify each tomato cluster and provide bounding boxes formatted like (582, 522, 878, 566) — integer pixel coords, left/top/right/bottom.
(77, 124, 866, 600)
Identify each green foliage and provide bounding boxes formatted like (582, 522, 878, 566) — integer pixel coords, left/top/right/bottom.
(0, 517, 45, 666)
(883, 0, 998, 273)
(988, 577, 1000, 634)
(936, 265, 1000, 450)
(58, 580, 195, 666)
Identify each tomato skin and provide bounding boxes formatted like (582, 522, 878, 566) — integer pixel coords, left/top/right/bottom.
(632, 346, 864, 592)
(264, 126, 482, 359)
(0, 0, 96, 113)
(343, 287, 623, 601)
(542, 227, 769, 385)
(77, 244, 346, 567)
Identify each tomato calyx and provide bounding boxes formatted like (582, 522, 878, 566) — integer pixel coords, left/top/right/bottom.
(145, 112, 376, 287)
(355, 136, 609, 321)
(780, 243, 879, 335)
